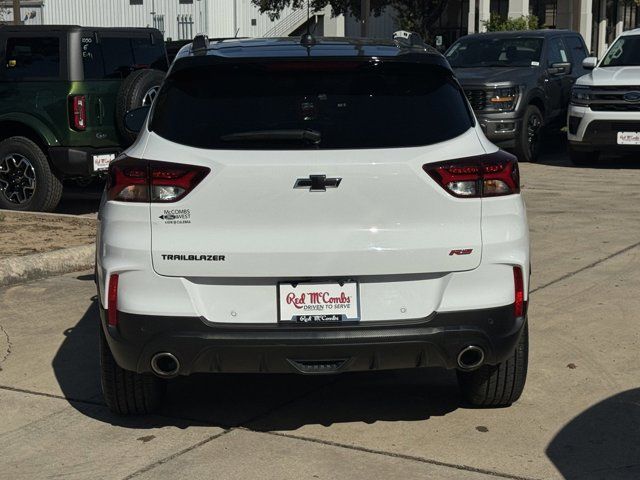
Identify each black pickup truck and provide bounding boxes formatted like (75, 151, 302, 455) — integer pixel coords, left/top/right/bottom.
(445, 30, 589, 162)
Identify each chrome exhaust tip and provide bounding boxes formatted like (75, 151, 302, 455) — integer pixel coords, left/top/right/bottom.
(457, 346, 485, 370)
(150, 352, 180, 378)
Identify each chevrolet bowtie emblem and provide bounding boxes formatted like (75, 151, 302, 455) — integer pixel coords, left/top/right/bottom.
(294, 175, 342, 192)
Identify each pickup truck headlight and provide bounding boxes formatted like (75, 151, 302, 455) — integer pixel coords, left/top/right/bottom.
(570, 86, 594, 106)
(484, 86, 520, 112)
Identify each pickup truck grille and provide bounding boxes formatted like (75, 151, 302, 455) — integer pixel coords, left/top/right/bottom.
(589, 86, 640, 112)
(464, 89, 487, 111)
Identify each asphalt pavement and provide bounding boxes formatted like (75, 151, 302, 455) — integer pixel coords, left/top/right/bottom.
(1, 143, 639, 479)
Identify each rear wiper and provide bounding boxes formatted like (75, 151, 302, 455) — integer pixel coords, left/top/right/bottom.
(220, 129, 321, 145)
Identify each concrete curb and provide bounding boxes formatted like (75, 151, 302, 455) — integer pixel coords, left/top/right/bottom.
(0, 244, 95, 288)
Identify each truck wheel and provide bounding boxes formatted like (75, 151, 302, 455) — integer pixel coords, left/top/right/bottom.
(0, 136, 63, 212)
(116, 69, 165, 146)
(514, 105, 543, 162)
(99, 325, 165, 415)
(457, 322, 528, 407)
(569, 148, 599, 166)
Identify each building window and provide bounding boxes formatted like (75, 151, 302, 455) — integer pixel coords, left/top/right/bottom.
(179, 0, 193, 4)
(130, 0, 143, 5)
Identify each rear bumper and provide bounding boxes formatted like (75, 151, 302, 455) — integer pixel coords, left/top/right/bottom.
(100, 304, 527, 375)
(49, 146, 121, 176)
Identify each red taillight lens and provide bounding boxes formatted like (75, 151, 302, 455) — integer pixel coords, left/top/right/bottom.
(107, 156, 210, 203)
(107, 274, 119, 327)
(70, 95, 87, 131)
(513, 266, 525, 317)
(423, 150, 519, 198)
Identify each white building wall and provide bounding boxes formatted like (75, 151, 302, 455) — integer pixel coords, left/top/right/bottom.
(1, 0, 342, 41)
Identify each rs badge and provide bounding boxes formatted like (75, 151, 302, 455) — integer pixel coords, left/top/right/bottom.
(449, 249, 473, 256)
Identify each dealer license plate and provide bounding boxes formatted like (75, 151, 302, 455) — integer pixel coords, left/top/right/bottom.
(278, 281, 360, 323)
(617, 132, 640, 145)
(93, 153, 116, 171)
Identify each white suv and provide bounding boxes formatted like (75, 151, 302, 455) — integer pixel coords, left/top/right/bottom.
(96, 35, 530, 414)
(568, 28, 640, 164)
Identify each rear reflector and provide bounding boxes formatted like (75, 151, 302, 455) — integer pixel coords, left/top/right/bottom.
(423, 150, 519, 198)
(107, 274, 119, 327)
(70, 95, 87, 131)
(513, 266, 525, 317)
(107, 156, 210, 203)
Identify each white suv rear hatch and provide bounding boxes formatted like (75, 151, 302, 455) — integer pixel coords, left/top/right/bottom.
(146, 60, 483, 278)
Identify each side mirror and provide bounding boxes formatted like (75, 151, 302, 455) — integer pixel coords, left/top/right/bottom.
(124, 106, 151, 134)
(582, 56, 598, 70)
(549, 62, 572, 75)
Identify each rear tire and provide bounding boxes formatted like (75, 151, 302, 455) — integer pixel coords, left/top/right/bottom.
(569, 148, 599, 166)
(99, 326, 166, 415)
(514, 105, 543, 163)
(457, 322, 528, 407)
(116, 69, 165, 146)
(0, 136, 62, 212)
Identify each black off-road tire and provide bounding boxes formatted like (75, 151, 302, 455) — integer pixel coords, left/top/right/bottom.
(116, 69, 165, 146)
(569, 147, 599, 166)
(0, 136, 63, 212)
(457, 322, 529, 407)
(99, 326, 166, 415)
(514, 105, 544, 163)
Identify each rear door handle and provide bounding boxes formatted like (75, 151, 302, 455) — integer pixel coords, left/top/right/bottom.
(97, 98, 104, 126)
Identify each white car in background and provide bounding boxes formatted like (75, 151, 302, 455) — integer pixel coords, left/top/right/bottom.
(96, 34, 530, 415)
(568, 28, 640, 165)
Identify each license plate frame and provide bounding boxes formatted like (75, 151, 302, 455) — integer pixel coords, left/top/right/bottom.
(278, 280, 361, 324)
(617, 132, 640, 145)
(93, 153, 116, 172)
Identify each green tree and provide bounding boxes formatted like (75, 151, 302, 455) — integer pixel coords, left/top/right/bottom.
(251, 0, 449, 40)
(484, 13, 539, 32)
(251, 1, 389, 20)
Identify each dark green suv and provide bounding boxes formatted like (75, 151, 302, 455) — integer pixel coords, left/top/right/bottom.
(0, 25, 168, 211)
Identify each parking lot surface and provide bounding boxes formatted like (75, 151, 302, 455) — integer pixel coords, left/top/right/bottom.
(1, 148, 639, 479)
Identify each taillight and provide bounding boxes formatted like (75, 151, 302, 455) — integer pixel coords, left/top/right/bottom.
(107, 274, 119, 327)
(423, 150, 519, 198)
(513, 266, 525, 317)
(107, 156, 210, 203)
(70, 95, 87, 131)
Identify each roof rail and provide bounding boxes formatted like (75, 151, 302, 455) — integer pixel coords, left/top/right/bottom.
(392, 30, 424, 47)
(192, 33, 210, 51)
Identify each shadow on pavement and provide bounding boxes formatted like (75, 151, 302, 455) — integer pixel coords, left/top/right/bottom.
(55, 179, 103, 215)
(546, 389, 640, 480)
(534, 134, 640, 169)
(52, 300, 460, 430)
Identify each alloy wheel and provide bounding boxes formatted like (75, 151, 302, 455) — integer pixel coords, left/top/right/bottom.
(527, 114, 542, 157)
(0, 154, 37, 205)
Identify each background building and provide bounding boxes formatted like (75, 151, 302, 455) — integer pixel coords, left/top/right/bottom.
(0, 0, 345, 40)
(0, 0, 638, 56)
(347, 0, 639, 56)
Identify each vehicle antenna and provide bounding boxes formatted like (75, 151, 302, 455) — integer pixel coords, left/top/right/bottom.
(300, 0, 316, 47)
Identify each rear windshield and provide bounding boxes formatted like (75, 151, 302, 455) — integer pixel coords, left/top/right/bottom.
(150, 61, 473, 149)
(82, 35, 168, 79)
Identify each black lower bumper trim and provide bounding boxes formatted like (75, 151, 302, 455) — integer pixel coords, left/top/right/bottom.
(101, 304, 527, 376)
